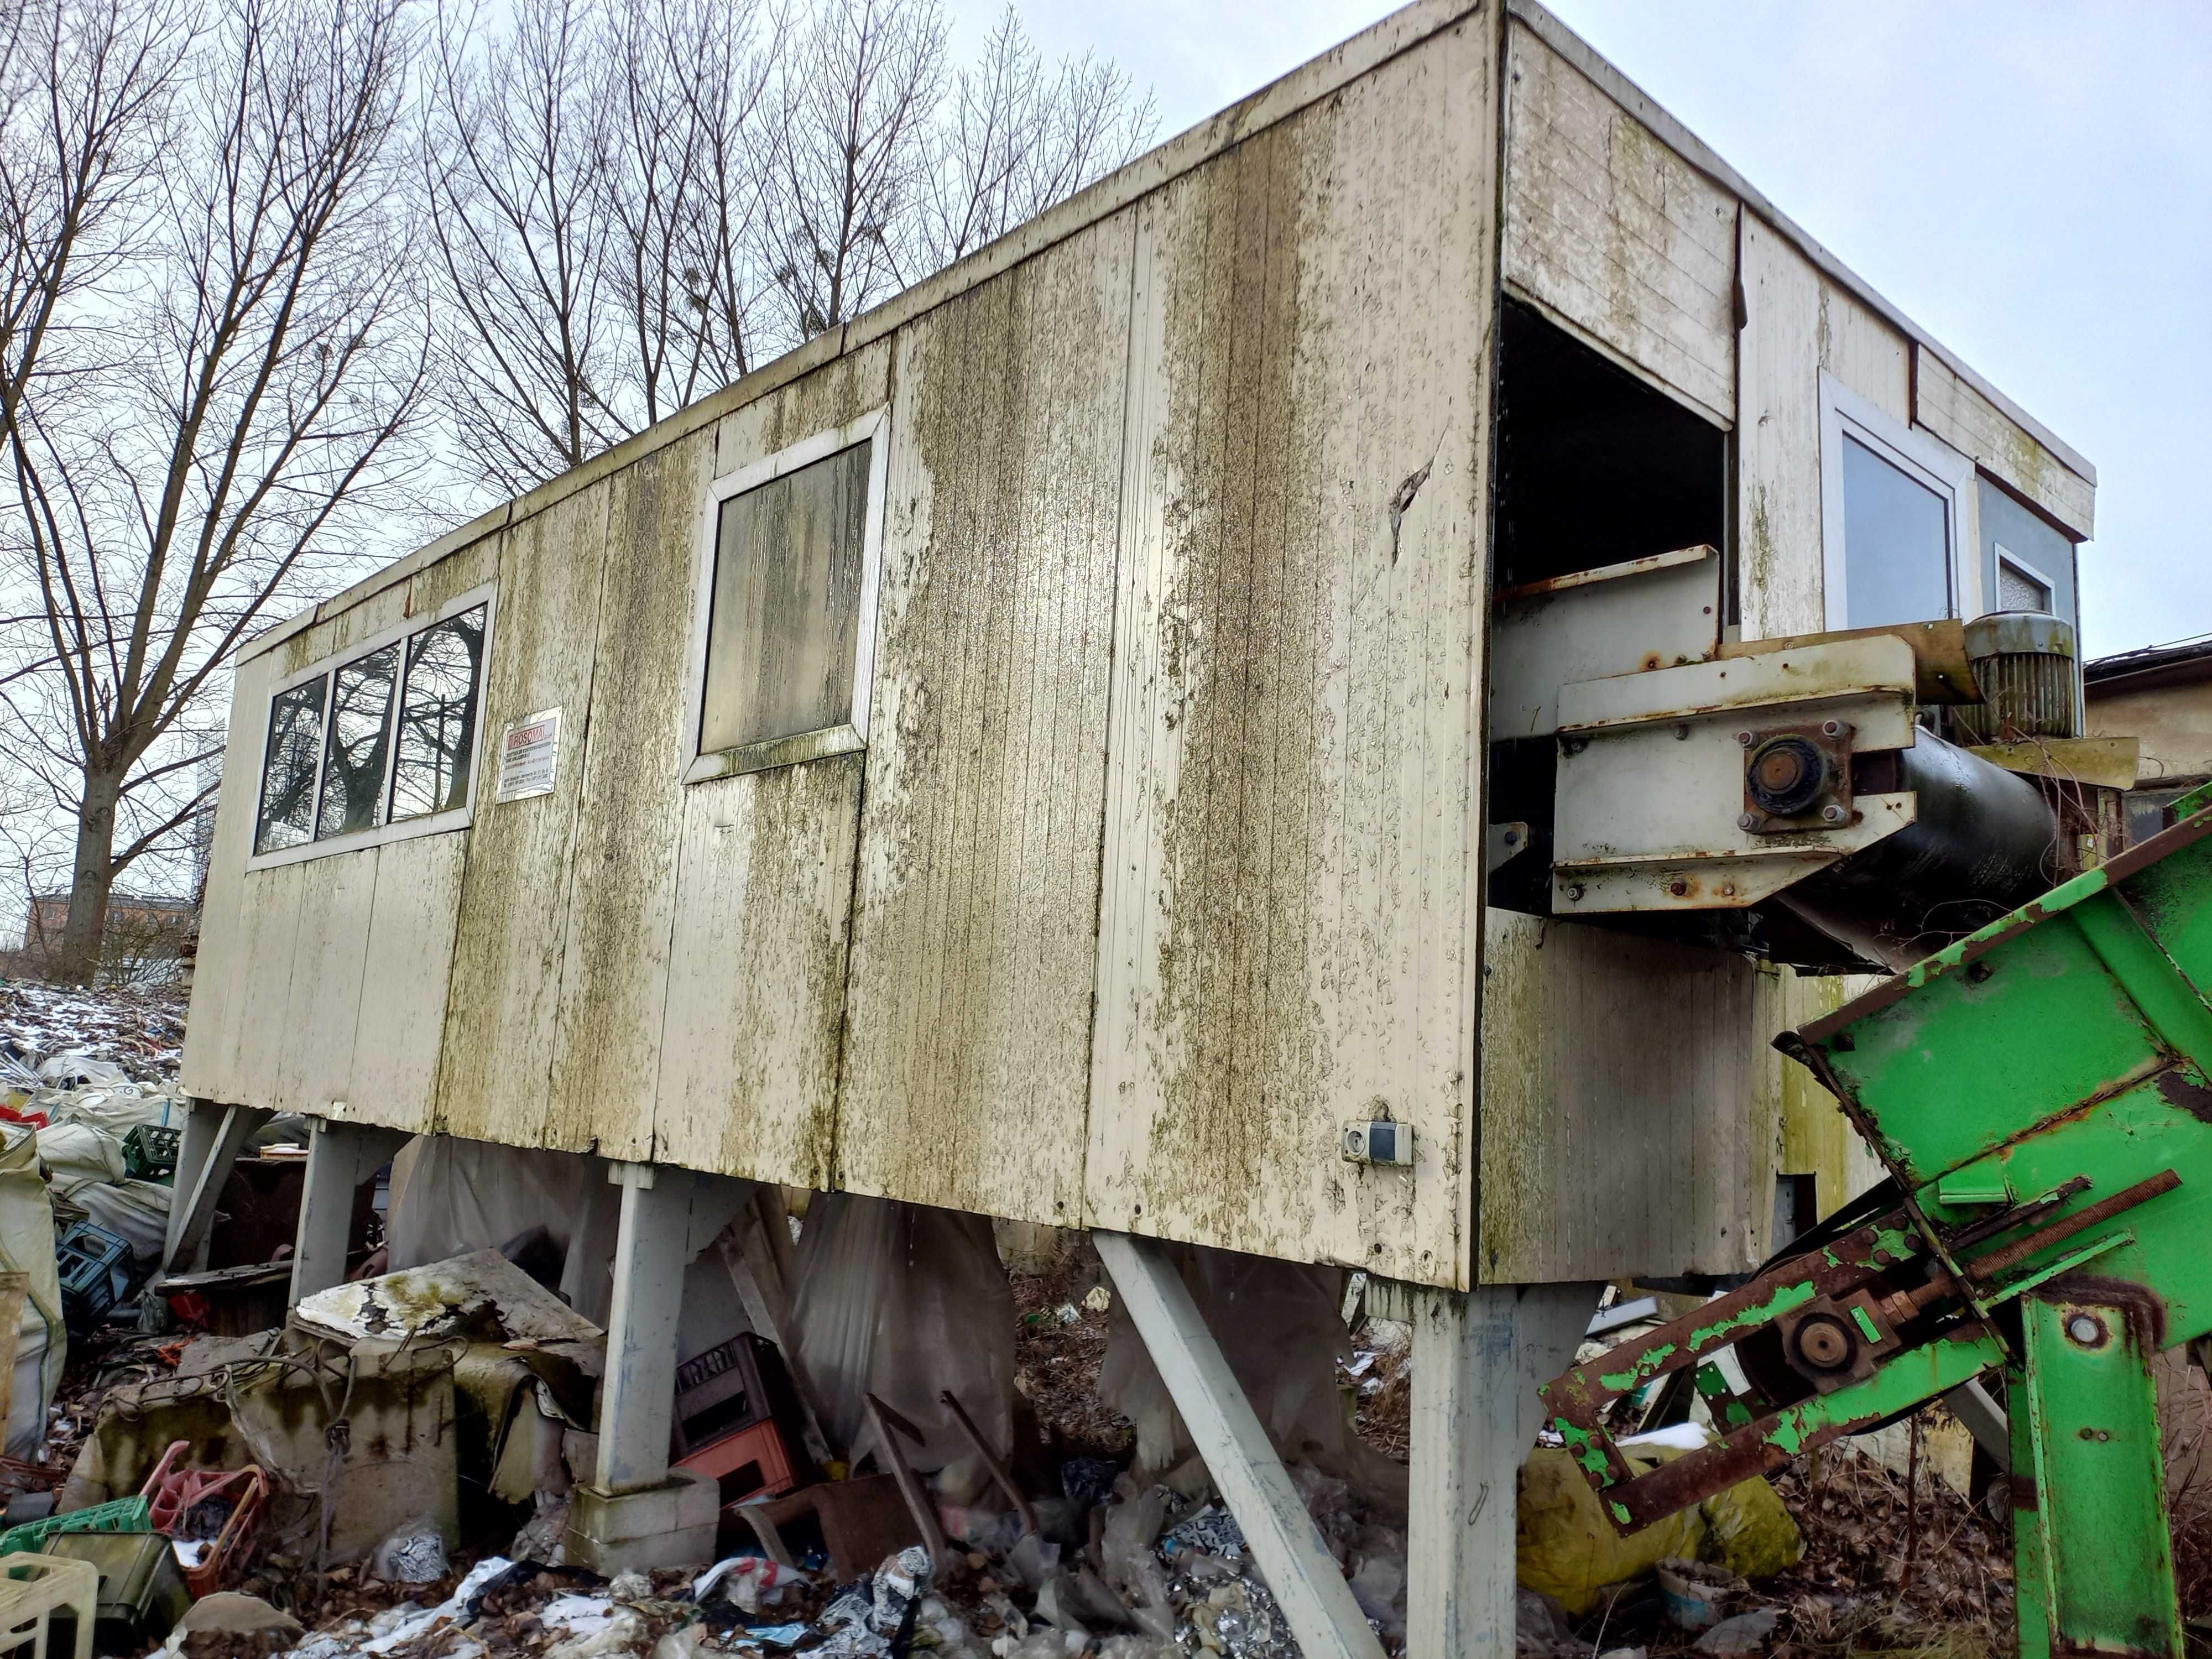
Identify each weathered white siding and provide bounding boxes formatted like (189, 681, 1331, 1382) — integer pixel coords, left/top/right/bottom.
(1737, 214, 1933, 638)
(644, 344, 896, 1186)
(1478, 915, 1760, 1282)
(1085, 16, 1497, 1284)
(434, 489, 612, 1150)
(836, 220, 1132, 1225)
(1914, 348, 2095, 540)
(1503, 22, 1736, 425)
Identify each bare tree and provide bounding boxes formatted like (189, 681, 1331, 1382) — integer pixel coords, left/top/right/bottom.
(0, 0, 431, 985)
(425, 0, 1153, 497)
(914, 6, 1154, 273)
(422, 0, 623, 495)
(758, 0, 945, 340)
(596, 0, 779, 428)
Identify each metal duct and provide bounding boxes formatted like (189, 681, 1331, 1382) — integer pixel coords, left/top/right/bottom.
(1789, 729, 2064, 962)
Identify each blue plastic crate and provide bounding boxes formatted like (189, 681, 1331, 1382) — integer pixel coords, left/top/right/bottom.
(55, 1222, 135, 1333)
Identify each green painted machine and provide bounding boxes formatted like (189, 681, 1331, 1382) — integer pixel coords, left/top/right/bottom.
(1545, 792, 2212, 1658)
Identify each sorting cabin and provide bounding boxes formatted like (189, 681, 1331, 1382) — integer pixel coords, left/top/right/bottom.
(175, 0, 2099, 1645)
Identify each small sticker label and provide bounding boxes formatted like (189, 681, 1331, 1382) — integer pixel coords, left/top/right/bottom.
(495, 707, 561, 802)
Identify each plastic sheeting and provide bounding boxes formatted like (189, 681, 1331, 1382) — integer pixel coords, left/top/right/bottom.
(1097, 1242, 1407, 1514)
(784, 1193, 1016, 1498)
(0, 1124, 64, 1456)
(384, 1138, 769, 1369)
(387, 1137, 624, 1328)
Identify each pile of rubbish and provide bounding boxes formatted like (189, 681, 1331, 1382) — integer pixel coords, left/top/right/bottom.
(0, 980, 1870, 1659)
(0, 980, 187, 1091)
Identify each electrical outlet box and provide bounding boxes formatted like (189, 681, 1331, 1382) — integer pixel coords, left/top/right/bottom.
(1342, 1120, 1414, 1168)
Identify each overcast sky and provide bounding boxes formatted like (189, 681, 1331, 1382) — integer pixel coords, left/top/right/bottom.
(952, 0, 2211, 660)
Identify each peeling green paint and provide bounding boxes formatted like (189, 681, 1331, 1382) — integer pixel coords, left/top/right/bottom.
(1601, 1342, 1677, 1392)
(1690, 1283, 1815, 1349)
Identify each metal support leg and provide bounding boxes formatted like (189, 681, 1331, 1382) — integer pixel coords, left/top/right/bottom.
(2012, 1292, 2182, 1659)
(1094, 1230, 1385, 1659)
(163, 1100, 272, 1276)
(289, 1119, 409, 1307)
(1407, 1281, 1603, 1659)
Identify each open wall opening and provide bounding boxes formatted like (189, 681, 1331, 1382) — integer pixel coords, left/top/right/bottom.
(1486, 299, 1729, 921)
(1490, 296, 1726, 594)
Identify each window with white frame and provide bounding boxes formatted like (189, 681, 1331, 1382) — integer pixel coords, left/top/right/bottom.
(1819, 373, 1974, 632)
(1994, 543, 2055, 614)
(252, 592, 493, 860)
(686, 409, 888, 781)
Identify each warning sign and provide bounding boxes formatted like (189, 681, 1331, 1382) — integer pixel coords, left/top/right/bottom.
(495, 706, 562, 803)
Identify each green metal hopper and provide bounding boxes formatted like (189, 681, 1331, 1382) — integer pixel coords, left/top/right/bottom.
(1545, 799, 2212, 1658)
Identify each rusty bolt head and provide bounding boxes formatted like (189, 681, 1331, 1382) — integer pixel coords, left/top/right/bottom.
(1720, 882, 1737, 897)
(1667, 878, 1689, 897)
(1736, 730, 1755, 748)
(1821, 719, 1849, 739)
(1821, 803, 1848, 824)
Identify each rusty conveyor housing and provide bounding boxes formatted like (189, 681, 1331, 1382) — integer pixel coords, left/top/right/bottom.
(1486, 544, 2111, 971)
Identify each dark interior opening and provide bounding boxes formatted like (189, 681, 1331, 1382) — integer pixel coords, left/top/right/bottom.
(1491, 296, 1727, 591)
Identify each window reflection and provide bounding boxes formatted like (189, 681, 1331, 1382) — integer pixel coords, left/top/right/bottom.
(390, 605, 487, 821)
(1841, 435, 1951, 630)
(316, 645, 400, 840)
(255, 679, 327, 853)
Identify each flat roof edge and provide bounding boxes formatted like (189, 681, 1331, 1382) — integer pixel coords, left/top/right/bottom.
(1505, 0, 2094, 489)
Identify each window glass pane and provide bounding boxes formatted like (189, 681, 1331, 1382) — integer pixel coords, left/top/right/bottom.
(391, 604, 488, 821)
(315, 645, 400, 840)
(1841, 434, 1950, 629)
(1997, 558, 2052, 613)
(700, 441, 870, 754)
(256, 678, 327, 853)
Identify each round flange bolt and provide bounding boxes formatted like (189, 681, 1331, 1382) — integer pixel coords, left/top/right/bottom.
(2066, 1312, 2107, 1347)
(1794, 1314, 1855, 1371)
(1746, 734, 1828, 818)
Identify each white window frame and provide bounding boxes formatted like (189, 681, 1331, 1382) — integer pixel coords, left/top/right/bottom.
(1819, 371, 1974, 632)
(682, 405, 891, 784)
(1990, 541, 2057, 614)
(247, 581, 498, 871)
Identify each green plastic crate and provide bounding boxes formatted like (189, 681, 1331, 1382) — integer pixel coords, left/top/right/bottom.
(0, 1494, 150, 1558)
(121, 1124, 180, 1184)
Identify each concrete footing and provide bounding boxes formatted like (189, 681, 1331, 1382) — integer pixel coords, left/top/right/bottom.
(562, 1469, 721, 1575)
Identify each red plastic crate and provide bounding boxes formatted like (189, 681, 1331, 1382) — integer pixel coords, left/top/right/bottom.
(674, 1418, 802, 1509)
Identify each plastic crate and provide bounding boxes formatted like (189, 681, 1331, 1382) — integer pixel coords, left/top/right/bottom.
(121, 1124, 179, 1184)
(0, 1495, 150, 1559)
(54, 1224, 135, 1334)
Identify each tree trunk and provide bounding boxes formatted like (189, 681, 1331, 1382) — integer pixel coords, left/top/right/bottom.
(51, 767, 124, 987)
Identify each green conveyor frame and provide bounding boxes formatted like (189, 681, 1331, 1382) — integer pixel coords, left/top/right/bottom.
(1545, 795, 2212, 1658)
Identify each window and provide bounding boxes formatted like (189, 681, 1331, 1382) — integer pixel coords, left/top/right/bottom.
(391, 608, 488, 818)
(317, 645, 400, 839)
(1994, 544, 2054, 613)
(255, 679, 327, 853)
(686, 408, 889, 781)
(251, 590, 493, 863)
(1819, 373, 1973, 632)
